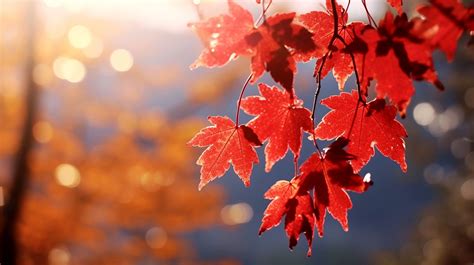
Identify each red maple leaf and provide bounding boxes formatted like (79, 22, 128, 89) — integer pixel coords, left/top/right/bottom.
(297, 0, 347, 59)
(189, 0, 254, 69)
(314, 90, 407, 173)
(188, 116, 262, 190)
(190, 1, 316, 93)
(245, 12, 316, 92)
(298, 0, 356, 90)
(418, 0, 474, 61)
(388, 0, 403, 14)
(356, 13, 443, 116)
(297, 139, 372, 236)
(240, 83, 313, 172)
(258, 179, 315, 256)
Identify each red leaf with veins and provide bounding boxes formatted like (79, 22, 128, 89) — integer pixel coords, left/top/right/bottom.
(297, 139, 372, 236)
(356, 13, 443, 116)
(298, 1, 363, 90)
(418, 0, 474, 61)
(315, 91, 407, 173)
(189, 0, 254, 69)
(191, 0, 316, 93)
(297, 0, 346, 60)
(245, 12, 316, 92)
(240, 83, 313, 172)
(188, 116, 261, 190)
(259, 180, 315, 256)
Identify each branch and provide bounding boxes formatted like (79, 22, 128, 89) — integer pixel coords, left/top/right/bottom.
(0, 2, 38, 265)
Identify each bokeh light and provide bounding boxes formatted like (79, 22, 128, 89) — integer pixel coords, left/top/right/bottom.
(145, 227, 167, 249)
(48, 247, 70, 265)
(33, 121, 54, 144)
(33, 64, 54, 87)
(465, 152, 474, 171)
(53, 57, 86, 83)
(438, 106, 464, 132)
(460, 179, 474, 200)
(220, 202, 253, 225)
(423, 163, 445, 184)
(413, 102, 436, 126)
(110, 49, 134, 72)
(82, 37, 103, 58)
(427, 105, 464, 136)
(68, 25, 92, 49)
(464, 87, 474, 108)
(422, 238, 443, 260)
(450, 138, 470, 159)
(55, 164, 81, 188)
(140, 172, 175, 192)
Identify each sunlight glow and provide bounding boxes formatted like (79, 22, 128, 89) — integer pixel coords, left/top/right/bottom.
(55, 164, 81, 188)
(43, 0, 63, 8)
(68, 25, 92, 49)
(221, 202, 253, 225)
(63, 0, 86, 13)
(110, 49, 134, 72)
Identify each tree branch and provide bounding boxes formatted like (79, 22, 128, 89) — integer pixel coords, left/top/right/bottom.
(0, 2, 38, 265)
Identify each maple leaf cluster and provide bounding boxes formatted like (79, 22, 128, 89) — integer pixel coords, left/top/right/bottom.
(188, 0, 474, 256)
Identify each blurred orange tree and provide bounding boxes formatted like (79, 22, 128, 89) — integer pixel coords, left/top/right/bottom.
(0, 2, 244, 265)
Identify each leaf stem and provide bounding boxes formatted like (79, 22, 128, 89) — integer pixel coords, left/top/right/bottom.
(335, 35, 366, 104)
(310, 0, 341, 155)
(361, 0, 377, 27)
(235, 74, 253, 127)
(255, 0, 272, 26)
(293, 156, 299, 177)
(192, 0, 204, 21)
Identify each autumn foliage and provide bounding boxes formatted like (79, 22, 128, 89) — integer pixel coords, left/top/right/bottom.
(189, 0, 473, 256)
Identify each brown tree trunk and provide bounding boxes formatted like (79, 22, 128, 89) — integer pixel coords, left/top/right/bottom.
(0, 2, 38, 264)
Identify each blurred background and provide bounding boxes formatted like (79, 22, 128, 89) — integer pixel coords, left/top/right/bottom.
(0, 0, 473, 265)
